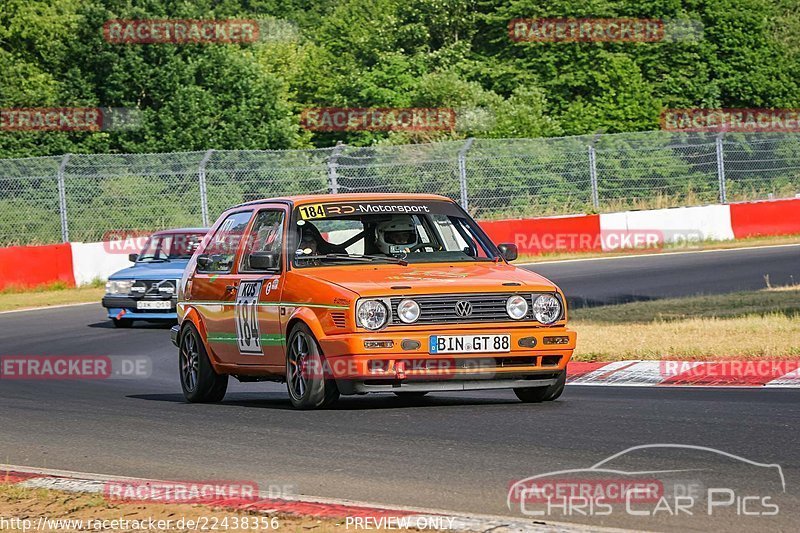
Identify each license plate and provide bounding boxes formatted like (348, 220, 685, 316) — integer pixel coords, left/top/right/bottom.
(137, 300, 172, 310)
(429, 334, 511, 354)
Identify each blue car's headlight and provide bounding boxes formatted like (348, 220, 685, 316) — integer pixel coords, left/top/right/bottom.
(105, 280, 133, 295)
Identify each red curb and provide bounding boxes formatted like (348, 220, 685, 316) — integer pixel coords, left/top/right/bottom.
(565, 361, 609, 379)
(0, 471, 42, 485)
(2, 471, 422, 521)
(660, 361, 800, 387)
(242, 500, 417, 518)
(567, 360, 800, 387)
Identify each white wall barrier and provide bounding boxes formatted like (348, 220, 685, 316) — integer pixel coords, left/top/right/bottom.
(598, 205, 735, 251)
(70, 242, 134, 286)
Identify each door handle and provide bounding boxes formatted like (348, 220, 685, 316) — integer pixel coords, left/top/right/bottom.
(225, 284, 238, 293)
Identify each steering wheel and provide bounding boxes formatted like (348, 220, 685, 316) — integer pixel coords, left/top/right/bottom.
(408, 243, 438, 252)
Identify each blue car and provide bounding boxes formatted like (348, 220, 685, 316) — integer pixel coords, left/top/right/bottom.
(102, 228, 208, 327)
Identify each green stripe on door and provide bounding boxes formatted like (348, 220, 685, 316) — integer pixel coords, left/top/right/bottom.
(180, 301, 348, 309)
(207, 333, 285, 345)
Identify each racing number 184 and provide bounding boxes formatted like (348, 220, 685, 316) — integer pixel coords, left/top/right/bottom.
(235, 281, 262, 355)
(299, 204, 326, 219)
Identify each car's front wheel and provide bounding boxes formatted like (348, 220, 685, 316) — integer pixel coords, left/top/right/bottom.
(286, 323, 339, 409)
(514, 370, 566, 403)
(179, 323, 228, 403)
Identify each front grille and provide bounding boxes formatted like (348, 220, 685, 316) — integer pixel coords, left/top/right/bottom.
(129, 279, 176, 300)
(389, 293, 555, 325)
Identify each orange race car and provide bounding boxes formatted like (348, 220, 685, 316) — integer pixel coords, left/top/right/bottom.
(171, 194, 576, 409)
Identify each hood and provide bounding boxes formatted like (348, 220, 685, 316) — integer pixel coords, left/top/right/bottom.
(301, 261, 557, 297)
(109, 260, 190, 280)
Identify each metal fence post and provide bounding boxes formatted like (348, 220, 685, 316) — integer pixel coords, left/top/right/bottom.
(198, 149, 214, 227)
(327, 142, 345, 194)
(458, 138, 475, 210)
(588, 145, 599, 210)
(57, 154, 71, 242)
(716, 133, 727, 203)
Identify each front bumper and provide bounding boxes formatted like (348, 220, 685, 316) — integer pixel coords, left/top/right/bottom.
(346, 375, 559, 394)
(102, 295, 177, 320)
(319, 327, 574, 394)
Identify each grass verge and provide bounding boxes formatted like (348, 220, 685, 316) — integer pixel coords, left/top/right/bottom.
(570, 286, 800, 361)
(0, 284, 104, 312)
(518, 234, 800, 264)
(0, 484, 407, 532)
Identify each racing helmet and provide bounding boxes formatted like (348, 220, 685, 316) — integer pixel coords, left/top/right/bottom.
(375, 216, 418, 255)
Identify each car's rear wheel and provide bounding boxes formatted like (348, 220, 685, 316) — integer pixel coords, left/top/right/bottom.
(514, 370, 566, 403)
(286, 323, 339, 409)
(112, 318, 133, 328)
(179, 324, 228, 403)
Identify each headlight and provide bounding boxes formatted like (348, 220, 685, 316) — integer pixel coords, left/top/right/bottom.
(506, 295, 529, 320)
(130, 280, 147, 294)
(357, 300, 389, 330)
(397, 299, 420, 324)
(105, 280, 132, 295)
(158, 280, 176, 296)
(532, 294, 562, 324)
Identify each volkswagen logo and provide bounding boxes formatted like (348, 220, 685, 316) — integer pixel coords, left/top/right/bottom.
(454, 300, 473, 317)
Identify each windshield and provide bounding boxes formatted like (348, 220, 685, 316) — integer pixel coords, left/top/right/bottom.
(292, 200, 497, 267)
(137, 232, 206, 262)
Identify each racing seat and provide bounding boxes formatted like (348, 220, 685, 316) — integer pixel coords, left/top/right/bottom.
(301, 223, 348, 255)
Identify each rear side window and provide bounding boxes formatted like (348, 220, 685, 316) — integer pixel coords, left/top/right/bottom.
(199, 211, 253, 272)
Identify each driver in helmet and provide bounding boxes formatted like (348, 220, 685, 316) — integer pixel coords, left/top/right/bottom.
(375, 216, 418, 256)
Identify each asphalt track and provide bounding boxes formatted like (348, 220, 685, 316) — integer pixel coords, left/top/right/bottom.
(526, 243, 800, 307)
(1, 245, 799, 531)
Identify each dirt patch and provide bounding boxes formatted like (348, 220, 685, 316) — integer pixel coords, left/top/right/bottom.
(0, 484, 413, 532)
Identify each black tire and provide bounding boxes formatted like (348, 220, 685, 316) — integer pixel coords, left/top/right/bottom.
(179, 324, 228, 403)
(112, 318, 133, 328)
(286, 323, 339, 409)
(514, 370, 566, 403)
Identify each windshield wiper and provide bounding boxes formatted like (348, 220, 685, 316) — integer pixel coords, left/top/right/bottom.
(297, 254, 408, 266)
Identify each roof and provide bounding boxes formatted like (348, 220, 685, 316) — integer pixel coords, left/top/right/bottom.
(234, 193, 454, 209)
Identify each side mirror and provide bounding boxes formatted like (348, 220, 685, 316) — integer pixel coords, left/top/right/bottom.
(249, 251, 280, 271)
(128, 253, 138, 262)
(196, 254, 212, 270)
(497, 243, 518, 262)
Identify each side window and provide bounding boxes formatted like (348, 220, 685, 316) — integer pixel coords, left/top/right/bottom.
(199, 211, 253, 273)
(241, 210, 285, 271)
(433, 214, 488, 258)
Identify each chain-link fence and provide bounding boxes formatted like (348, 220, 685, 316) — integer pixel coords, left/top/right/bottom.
(1, 131, 799, 246)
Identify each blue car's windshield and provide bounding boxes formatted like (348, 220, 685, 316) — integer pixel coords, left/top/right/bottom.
(137, 232, 205, 262)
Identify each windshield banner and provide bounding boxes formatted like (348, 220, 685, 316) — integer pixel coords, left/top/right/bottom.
(297, 200, 462, 220)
